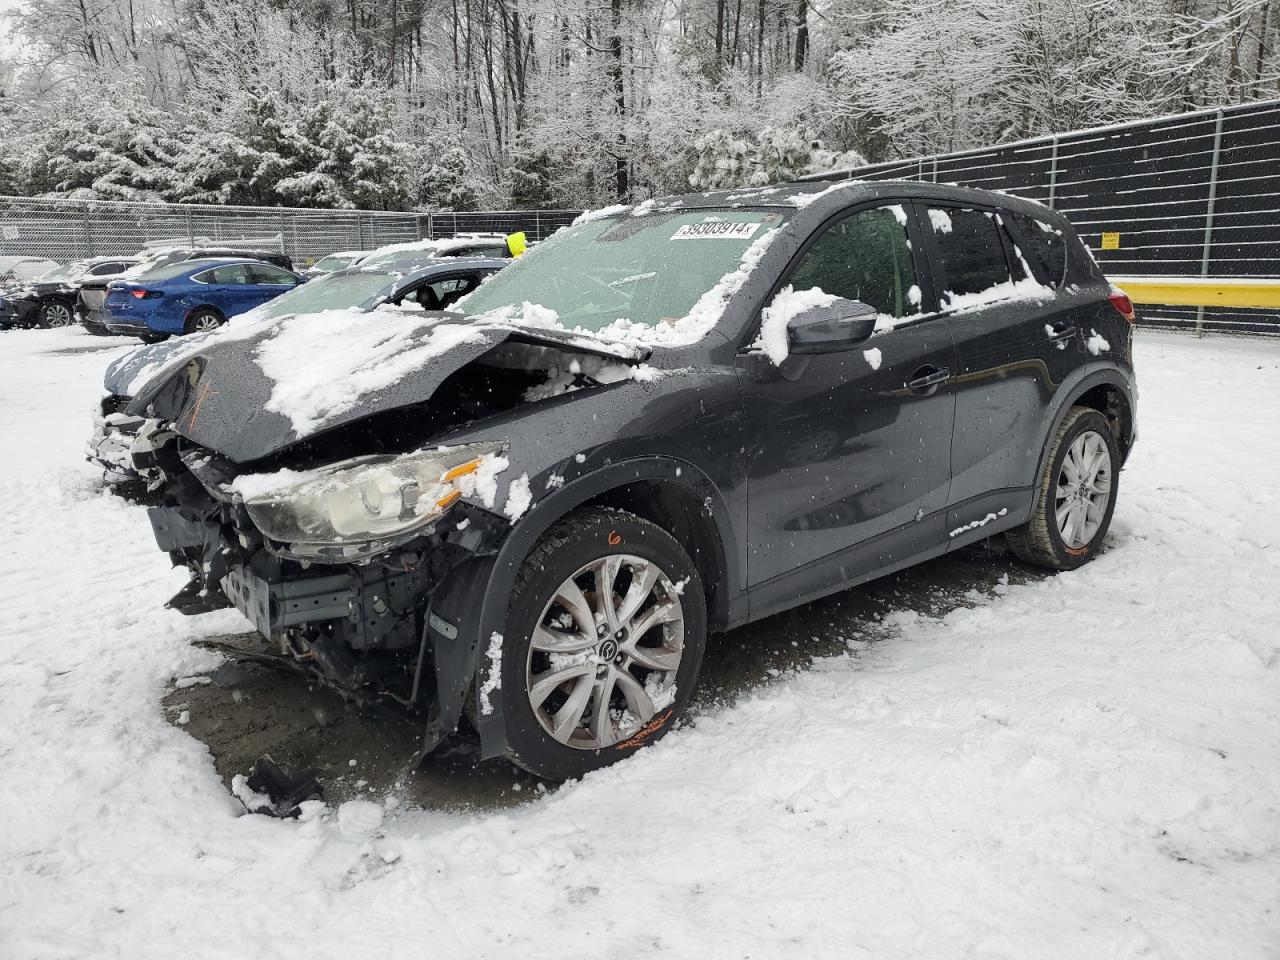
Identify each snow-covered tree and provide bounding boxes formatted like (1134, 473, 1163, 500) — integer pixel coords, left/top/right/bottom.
(0, 0, 1275, 207)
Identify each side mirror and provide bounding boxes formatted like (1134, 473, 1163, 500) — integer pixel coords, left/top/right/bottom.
(787, 297, 878, 353)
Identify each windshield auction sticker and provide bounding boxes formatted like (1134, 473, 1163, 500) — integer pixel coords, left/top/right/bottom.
(671, 222, 762, 240)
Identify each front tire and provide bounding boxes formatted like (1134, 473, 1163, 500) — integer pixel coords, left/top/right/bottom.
(39, 301, 75, 328)
(1006, 406, 1119, 570)
(498, 508, 706, 780)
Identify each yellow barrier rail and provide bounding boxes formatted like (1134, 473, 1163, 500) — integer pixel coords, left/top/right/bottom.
(1110, 276, 1280, 310)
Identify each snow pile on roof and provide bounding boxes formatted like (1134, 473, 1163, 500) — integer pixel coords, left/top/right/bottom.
(785, 180, 867, 208)
(572, 204, 631, 226)
(256, 308, 490, 435)
(757, 284, 840, 364)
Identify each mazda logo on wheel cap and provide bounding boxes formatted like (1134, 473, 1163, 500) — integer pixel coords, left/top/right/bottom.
(598, 638, 619, 661)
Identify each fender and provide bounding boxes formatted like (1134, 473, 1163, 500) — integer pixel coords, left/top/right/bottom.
(419, 455, 740, 763)
(1031, 361, 1138, 488)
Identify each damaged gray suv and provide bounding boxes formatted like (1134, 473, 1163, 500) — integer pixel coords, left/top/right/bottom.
(109, 181, 1137, 780)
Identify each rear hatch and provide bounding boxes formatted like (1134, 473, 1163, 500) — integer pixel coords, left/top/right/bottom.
(80, 285, 109, 317)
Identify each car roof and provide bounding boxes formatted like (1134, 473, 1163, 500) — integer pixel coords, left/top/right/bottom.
(179, 257, 269, 268)
(628, 179, 1064, 224)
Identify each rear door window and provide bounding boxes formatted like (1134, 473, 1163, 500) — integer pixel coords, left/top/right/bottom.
(786, 205, 920, 320)
(1005, 212, 1067, 287)
(210, 264, 253, 285)
(249, 263, 298, 285)
(926, 207, 1013, 309)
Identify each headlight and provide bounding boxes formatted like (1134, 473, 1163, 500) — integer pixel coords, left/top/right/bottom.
(237, 442, 505, 554)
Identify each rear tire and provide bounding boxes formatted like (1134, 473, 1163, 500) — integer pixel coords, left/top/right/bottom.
(498, 508, 706, 781)
(1006, 406, 1119, 570)
(184, 309, 224, 335)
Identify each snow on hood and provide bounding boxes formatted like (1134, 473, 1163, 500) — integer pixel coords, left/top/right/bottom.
(109, 305, 645, 463)
(255, 308, 492, 436)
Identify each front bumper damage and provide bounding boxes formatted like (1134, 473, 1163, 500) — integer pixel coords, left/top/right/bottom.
(0, 295, 38, 327)
(86, 396, 174, 492)
(145, 440, 510, 757)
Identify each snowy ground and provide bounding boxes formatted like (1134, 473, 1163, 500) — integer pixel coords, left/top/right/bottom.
(1, 326, 1278, 959)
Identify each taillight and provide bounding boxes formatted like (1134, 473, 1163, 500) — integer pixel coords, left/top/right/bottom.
(130, 289, 156, 300)
(1108, 288, 1136, 324)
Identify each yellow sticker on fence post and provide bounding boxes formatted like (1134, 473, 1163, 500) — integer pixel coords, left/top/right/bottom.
(1101, 232, 1120, 250)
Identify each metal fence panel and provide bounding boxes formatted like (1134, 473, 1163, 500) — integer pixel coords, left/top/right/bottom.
(423, 210, 582, 243)
(825, 98, 1280, 333)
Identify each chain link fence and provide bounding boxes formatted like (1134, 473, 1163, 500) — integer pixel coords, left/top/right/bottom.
(813, 98, 1280, 334)
(0, 198, 583, 268)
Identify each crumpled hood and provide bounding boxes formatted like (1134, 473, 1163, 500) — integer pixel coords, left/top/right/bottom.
(109, 310, 645, 463)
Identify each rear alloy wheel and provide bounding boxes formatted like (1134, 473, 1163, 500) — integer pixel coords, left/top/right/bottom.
(185, 309, 224, 335)
(500, 509, 706, 780)
(1006, 406, 1119, 570)
(40, 302, 74, 328)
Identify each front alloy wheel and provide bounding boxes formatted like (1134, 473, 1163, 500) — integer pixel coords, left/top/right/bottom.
(500, 508, 706, 780)
(527, 553, 686, 751)
(41, 302, 74, 328)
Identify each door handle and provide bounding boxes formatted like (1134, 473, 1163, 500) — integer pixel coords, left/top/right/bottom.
(1046, 321, 1077, 341)
(906, 365, 951, 394)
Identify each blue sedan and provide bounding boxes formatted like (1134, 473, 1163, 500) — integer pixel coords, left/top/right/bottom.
(103, 258, 303, 341)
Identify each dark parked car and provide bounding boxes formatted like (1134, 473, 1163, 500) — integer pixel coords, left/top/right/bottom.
(0, 257, 140, 329)
(108, 182, 1136, 781)
(102, 258, 304, 341)
(78, 247, 294, 335)
(88, 257, 505, 486)
(0, 255, 59, 287)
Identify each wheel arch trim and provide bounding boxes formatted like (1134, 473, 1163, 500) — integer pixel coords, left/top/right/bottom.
(424, 455, 739, 762)
(1033, 364, 1136, 486)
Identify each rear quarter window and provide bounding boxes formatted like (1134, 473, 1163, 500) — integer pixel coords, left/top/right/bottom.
(1006, 212, 1068, 287)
